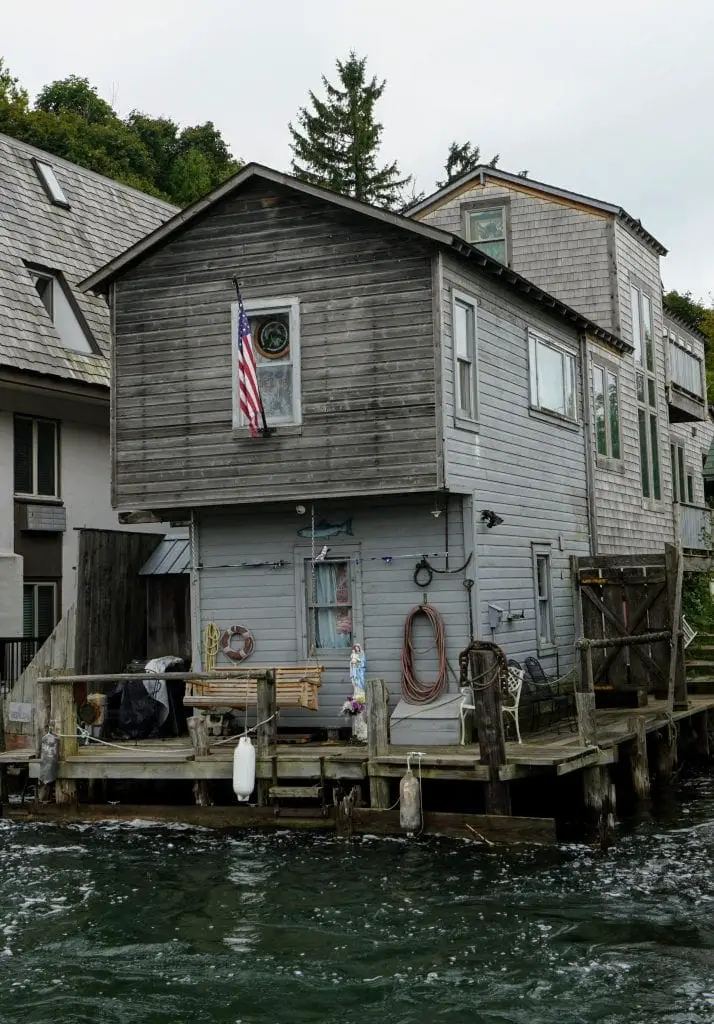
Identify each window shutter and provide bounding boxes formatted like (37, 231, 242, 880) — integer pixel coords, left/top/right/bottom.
(14, 418, 33, 494)
(36, 421, 57, 496)
(36, 585, 56, 639)
(22, 585, 35, 637)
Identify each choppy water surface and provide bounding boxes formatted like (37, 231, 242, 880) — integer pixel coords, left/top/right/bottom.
(1, 776, 714, 1024)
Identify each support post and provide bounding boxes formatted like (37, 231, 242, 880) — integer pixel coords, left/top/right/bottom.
(626, 714, 650, 801)
(576, 643, 598, 747)
(367, 677, 390, 809)
(187, 714, 212, 806)
(256, 670, 277, 806)
(582, 764, 615, 848)
(470, 648, 511, 816)
(51, 680, 77, 806)
(654, 723, 677, 783)
(665, 541, 687, 711)
(691, 710, 710, 760)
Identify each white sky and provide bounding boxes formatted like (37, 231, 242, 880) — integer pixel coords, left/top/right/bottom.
(3, 0, 713, 300)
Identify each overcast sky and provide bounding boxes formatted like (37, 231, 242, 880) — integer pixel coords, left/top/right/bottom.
(3, 0, 713, 299)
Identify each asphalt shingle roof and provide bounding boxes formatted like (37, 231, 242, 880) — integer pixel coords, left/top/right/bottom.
(0, 133, 177, 388)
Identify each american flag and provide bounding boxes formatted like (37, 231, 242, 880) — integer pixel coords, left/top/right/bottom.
(235, 289, 265, 437)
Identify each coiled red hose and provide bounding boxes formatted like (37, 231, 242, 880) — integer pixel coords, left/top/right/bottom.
(401, 604, 448, 704)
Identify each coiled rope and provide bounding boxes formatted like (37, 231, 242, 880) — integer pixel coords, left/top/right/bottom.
(401, 604, 448, 704)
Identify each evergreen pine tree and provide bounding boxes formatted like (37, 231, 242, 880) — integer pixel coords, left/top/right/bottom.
(437, 141, 499, 187)
(289, 51, 410, 209)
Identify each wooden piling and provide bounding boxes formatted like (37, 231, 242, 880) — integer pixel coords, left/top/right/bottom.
(654, 723, 678, 782)
(626, 715, 651, 800)
(187, 715, 212, 806)
(256, 670, 277, 806)
(690, 710, 710, 759)
(469, 648, 511, 816)
(665, 541, 687, 711)
(582, 764, 615, 848)
(367, 678, 390, 809)
(576, 643, 598, 747)
(51, 680, 77, 806)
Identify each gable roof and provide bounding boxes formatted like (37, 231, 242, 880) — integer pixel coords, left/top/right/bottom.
(407, 165, 668, 257)
(0, 132, 177, 389)
(80, 162, 629, 353)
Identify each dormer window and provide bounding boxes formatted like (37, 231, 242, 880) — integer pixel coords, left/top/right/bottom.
(32, 158, 70, 209)
(465, 205, 508, 263)
(26, 264, 96, 354)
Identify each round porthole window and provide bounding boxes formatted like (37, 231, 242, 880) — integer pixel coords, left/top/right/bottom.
(256, 318, 290, 359)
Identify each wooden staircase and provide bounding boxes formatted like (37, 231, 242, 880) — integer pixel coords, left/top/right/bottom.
(685, 635, 714, 693)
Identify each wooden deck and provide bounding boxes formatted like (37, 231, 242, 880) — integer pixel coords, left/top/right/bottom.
(21, 695, 714, 784)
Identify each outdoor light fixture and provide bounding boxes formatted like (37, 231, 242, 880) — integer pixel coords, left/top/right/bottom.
(481, 509, 504, 529)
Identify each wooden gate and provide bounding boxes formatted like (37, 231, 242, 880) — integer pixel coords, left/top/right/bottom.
(574, 549, 684, 703)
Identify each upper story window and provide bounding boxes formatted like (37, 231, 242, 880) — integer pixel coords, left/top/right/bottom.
(232, 297, 301, 430)
(465, 206, 507, 264)
(26, 265, 96, 354)
(592, 361, 621, 461)
(31, 158, 70, 209)
(14, 416, 59, 498)
(452, 289, 479, 424)
(528, 331, 577, 422)
(630, 282, 661, 501)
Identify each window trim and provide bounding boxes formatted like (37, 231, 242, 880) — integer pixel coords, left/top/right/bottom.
(461, 198, 510, 266)
(451, 287, 479, 428)
(528, 329, 578, 424)
(294, 544, 363, 664)
(531, 543, 555, 654)
(23, 581, 58, 639)
(14, 415, 60, 499)
(591, 356, 622, 467)
(231, 296, 302, 432)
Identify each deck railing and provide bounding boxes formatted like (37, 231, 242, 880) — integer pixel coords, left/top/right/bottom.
(668, 339, 704, 398)
(0, 637, 47, 696)
(677, 502, 713, 552)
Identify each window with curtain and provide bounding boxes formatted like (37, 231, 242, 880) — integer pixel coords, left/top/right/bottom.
(532, 545, 554, 650)
(305, 559, 353, 649)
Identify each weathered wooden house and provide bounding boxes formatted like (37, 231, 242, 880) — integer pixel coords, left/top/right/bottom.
(409, 168, 714, 564)
(0, 133, 174, 647)
(79, 164, 635, 728)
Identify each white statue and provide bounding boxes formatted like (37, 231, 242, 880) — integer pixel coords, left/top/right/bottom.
(349, 643, 366, 702)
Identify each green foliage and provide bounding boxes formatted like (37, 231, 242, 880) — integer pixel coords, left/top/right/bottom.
(437, 141, 499, 187)
(289, 51, 411, 209)
(682, 571, 714, 631)
(0, 59, 240, 206)
(664, 290, 714, 404)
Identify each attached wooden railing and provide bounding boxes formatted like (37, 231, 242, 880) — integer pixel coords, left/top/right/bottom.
(668, 338, 704, 398)
(677, 502, 713, 552)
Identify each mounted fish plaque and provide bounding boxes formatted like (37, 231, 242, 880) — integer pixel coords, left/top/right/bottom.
(297, 518, 353, 540)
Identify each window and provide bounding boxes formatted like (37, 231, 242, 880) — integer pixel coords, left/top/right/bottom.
(26, 265, 96, 354)
(630, 283, 661, 501)
(687, 473, 695, 504)
(232, 297, 301, 429)
(452, 290, 478, 422)
(592, 361, 621, 460)
(532, 545, 554, 650)
(465, 206, 507, 263)
(32, 158, 70, 208)
(529, 332, 577, 420)
(14, 416, 59, 497)
(306, 559, 353, 650)
(23, 583, 57, 639)
(671, 443, 686, 503)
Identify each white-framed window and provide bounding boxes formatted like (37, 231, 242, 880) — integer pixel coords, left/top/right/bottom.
(465, 206, 507, 263)
(26, 265, 96, 354)
(31, 158, 70, 209)
(532, 544, 554, 651)
(592, 361, 621, 460)
(528, 331, 577, 421)
(231, 296, 301, 429)
(14, 416, 59, 498)
(295, 550, 363, 660)
(452, 289, 479, 423)
(630, 282, 661, 502)
(23, 582, 57, 639)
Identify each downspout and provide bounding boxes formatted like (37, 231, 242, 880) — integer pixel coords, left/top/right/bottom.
(580, 331, 598, 556)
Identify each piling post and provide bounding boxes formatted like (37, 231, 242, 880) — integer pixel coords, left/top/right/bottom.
(576, 642, 598, 747)
(665, 541, 687, 711)
(653, 723, 678, 783)
(256, 670, 277, 806)
(582, 764, 615, 848)
(51, 679, 77, 806)
(469, 648, 511, 816)
(187, 714, 212, 806)
(690, 710, 710, 760)
(626, 715, 651, 801)
(367, 677, 390, 809)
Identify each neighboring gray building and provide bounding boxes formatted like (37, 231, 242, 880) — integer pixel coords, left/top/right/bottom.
(81, 164, 629, 727)
(409, 167, 713, 561)
(0, 133, 175, 640)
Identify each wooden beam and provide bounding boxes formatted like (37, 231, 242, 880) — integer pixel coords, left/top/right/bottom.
(38, 671, 273, 685)
(256, 671, 277, 806)
(665, 542, 687, 711)
(186, 715, 212, 807)
(367, 678, 391, 809)
(625, 714, 650, 800)
(469, 648, 511, 815)
(50, 681, 77, 806)
(576, 645, 598, 747)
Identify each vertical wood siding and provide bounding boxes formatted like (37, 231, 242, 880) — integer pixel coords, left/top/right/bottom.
(440, 255, 591, 674)
(112, 182, 439, 512)
(417, 181, 616, 332)
(197, 496, 469, 728)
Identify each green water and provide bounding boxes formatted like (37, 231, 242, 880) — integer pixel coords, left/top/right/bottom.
(1, 777, 714, 1024)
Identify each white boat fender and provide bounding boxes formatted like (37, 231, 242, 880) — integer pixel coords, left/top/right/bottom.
(399, 767, 422, 833)
(233, 735, 256, 802)
(39, 732, 60, 785)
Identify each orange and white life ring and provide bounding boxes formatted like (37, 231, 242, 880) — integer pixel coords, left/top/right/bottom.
(221, 624, 255, 662)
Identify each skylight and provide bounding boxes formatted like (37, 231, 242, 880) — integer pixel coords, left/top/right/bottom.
(32, 158, 70, 209)
(26, 266, 95, 354)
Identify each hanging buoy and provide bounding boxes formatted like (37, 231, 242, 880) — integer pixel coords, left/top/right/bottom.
(399, 767, 422, 833)
(38, 732, 60, 785)
(232, 735, 256, 802)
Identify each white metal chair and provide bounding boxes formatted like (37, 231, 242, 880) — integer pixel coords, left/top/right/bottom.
(459, 665, 525, 745)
